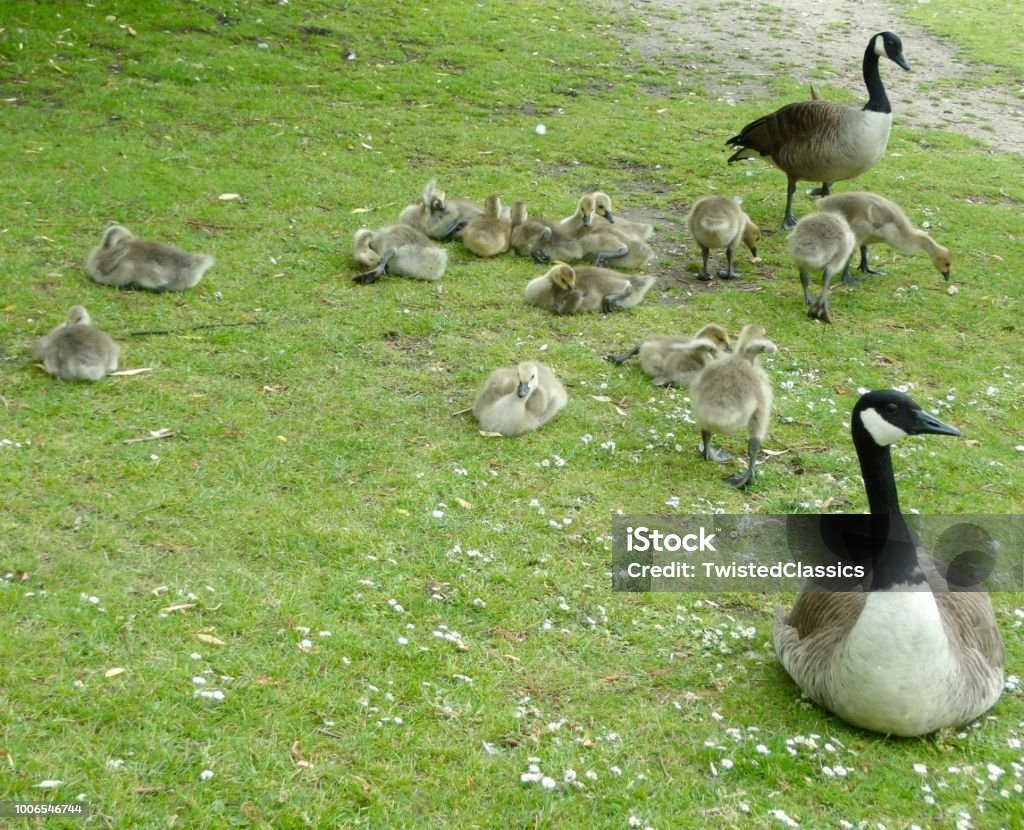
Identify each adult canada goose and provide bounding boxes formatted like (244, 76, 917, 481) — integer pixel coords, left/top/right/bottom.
(399, 179, 483, 241)
(86, 224, 214, 291)
(691, 324, 775, 489)
(352, 225, 447, 284)
(774, 389, 1004, 736)
(788, 211, 857, 323)
(686, 195, 761, 280)
(609, 323, 731, 388)
(33, 305, 120, 381)
(817, 191, 953, 282)
(524, 262, 656, 315)
(472, 361, 567, 436)
(462, 195, 513, 257)
(726, 32, 910, 229)
(590, 192, 654, 241)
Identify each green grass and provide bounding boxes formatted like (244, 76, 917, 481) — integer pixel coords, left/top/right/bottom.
(1, 1, 1022, 828)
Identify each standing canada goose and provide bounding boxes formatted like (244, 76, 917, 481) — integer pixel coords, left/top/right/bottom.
(788, 212, 857, 323)
(399, 179, 483, 241)
(691, 324, 775, 489)
(590, 192, 654, 241)
(462, 195, 513, 257)
(609, 323, 731, 388)
(352, 225, 447, 284)
(33, 305, 120, 381)
(86, 224, 214, 291)
(524, 262, 656, 315)
(686, 196, 761, 280)
(817, 191, 953, 282)
(774, 390, 1004, 736)
(726, 32, 910, 229)
(472, 361, 567, 436)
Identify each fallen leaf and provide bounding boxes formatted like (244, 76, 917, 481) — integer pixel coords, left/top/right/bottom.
(150, 585, 169, 596)
(453, 497, 473, 510)
(160, 603, 195, 614)
(350, 207, 373, 214)
(104, 667, 126, 678)
(478, 430, 504, 438)
(110, 367, 153, 376)
(218, 193, 241, 201)
(194, 633, 227, 646)
(35, 780, 62, 789)
(291, 741, 312, 768)
(1, 749, 13, 769)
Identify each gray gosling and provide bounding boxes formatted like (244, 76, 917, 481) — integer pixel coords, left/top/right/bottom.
(462, 195, 514, 257)
(33, 305, 120, 381)
(510, 220, 584, 264)
(472, 361, 567, 436)
(609, 323, 731, 388)
(86, 224, 214, 291)
(590, 192, 654, 241)
(524, 262, 656, 315)
(817, 191, 953, 283)
(686, 196, 761, 280)
(691, 324, 776, 489)
(399, 179, 483, 241)
(353, 225, 447, 284)
(788, 212, 857, 324)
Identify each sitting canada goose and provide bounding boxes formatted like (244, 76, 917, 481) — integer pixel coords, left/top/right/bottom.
(524, 262, 656, 315)
(33, 305, 120, 381)
(691, 324, 775, 489)
(817, 191, 953, 283)
(86, 224, 214, 291)
(399, 179, 483, 241)
(609, 323, 731, 388)
(472, 361, 567, 436)
(726, 32, 910, 229)
(788, 212, 856, 323)
(686, 196, 761, 280)
(462, 195, 514, 257)
(590, 192, 654, 241)
(352, 225, 447, 284)
(774, 389, 1004, 736)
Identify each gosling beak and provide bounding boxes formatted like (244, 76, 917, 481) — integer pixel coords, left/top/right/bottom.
(724, 346, 734, 354)
(895, 53, 910, 71)
(604, 211, 615, 224)
(517, 382, 530, 398)
(942, 269, 951, 282)
(911, 408, 960, 438)
(749, 246, 758, 259)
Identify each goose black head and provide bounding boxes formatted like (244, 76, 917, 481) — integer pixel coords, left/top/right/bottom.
(853, 389, 959, 448)
(873, 31, 910, 71)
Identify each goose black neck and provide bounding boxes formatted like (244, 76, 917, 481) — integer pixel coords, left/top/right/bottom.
(862, 39, 892, 114)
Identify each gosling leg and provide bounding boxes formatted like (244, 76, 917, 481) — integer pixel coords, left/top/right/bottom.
(808, 268, 835, 323)
(699, 430, 732, 463)
(593, 245, 629, 267)
(607, 344, 641, 365)
(697, 246, 713, 281)
(720, 244, 739, 279)
(857, 244, 887, 276)
(726, 436, 761, 489)
(439, 218, 468, 242)
(601, 283, 634, 313)
(354, 249, 395, 285)
(840, 256, 863, 286)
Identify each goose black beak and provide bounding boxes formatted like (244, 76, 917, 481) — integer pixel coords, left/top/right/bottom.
(895, 53, 910, 71)
(517, 382, 530, 398)
(912, 408, 960, 437)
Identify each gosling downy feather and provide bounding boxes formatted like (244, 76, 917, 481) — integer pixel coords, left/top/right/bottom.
(33, 305, 120, 381)
(773, 390, 1004, 736)
(353, 225, 447, 284)
(462, 195, 513, 257)
(686, 196, 761, 280)
(472, 361, 567, 436)
(726, 32, 910, 229)
(86, 224, 214, 291)
(691, 324, 775, 489)
(590, 192, 654, 241)
(788, 211, 857, 324)
(609, 323, 731, 388)
(817, 191, 952, 282)
(524, 262, 656, 315)
(398, 179, 483, 241)
(510, 220, 585, 264)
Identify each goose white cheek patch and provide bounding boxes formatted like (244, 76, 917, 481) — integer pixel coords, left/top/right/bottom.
(874, 34, 886, 57)
(860, 407, 909, 446)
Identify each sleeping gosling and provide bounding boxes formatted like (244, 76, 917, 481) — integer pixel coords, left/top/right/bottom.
(788, 212, 857, 323)
(525, 262, 656, 315)
(399, 179, 483, 241)
(590, 192, 654, 241)
(609, 323, 731, 387)
(86, 224, 214, 291)
(353, 225, 447, 284)
(462, 195, 513, 257)
(510, 220, 584, 264)
(472, 361, 567, 436)
(686, 196, 761, 280)
(33, 305, 120, 381)
(691, 324, 776, 489)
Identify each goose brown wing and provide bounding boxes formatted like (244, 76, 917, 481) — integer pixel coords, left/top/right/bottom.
(727, 101, 843, 163)
(781, 587, 866, 641)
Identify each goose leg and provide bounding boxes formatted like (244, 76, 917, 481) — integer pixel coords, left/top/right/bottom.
(354, 249, 395, 284)
(808, 267, 835, 323)
(699, 430, 731, 463)
(800, 270, 813, 305)
(720, 245, 739, 279)
(593, 244, 629, 267)
(726, 436, 760, 489)
(607, 344, 641, 365)
(439, 218, 468, 242)
(601, 283, 634, 313)
(783, 179, 798, 229)
(857, 244, 887, 276)
(840, 255, 863, 286)
(530, 246, 551, 264)
(697, 246, 712, 281)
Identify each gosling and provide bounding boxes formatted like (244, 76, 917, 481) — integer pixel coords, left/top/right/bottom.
(686, 196, 761, 280)
(353, 225, 447, 284)
(524, 262, 656, 315)
(691, 324, 776, 489)
(462, 195, 513, 257)
(788, 211, 856, 324)
(590, 192, 655, 241)
(399, 179, 483, 241)
(86, 224, 214, 291)
(33, 305, 120, 381)
(472, 361, 567, 436)
(609, 323, 731, 387)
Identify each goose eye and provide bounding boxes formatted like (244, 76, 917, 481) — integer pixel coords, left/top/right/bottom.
(885, 403, 899, 414)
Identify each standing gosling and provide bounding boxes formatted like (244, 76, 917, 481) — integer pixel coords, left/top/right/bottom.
(86, 224, 214, 291)
(817, 191, 952, 282)
(788, 212, 856, 324)
(687, 196, 761, 280)
(462, 195, 513, 257)
(472, 362, 567, 436)
(525, 262, 656, 315)
(33, 305, 120, 381)
(353, 225, 447, 284)
(691, 324, 776, 489)
(609, 323, 731, 388)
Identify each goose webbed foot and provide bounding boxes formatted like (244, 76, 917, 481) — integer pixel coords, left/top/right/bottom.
(353, 265, 385, 285)
(593, 245, 628, 267)
(607, 345, 640, 365)
(783, 211, 798, 230)
(531, 248, 551, 264)
(718, 268, 740, 280)
(840, 263, 863, 286)
(857, 261, 887, 277)
(726, 467, 755, 489)
(439, 219, 468, 242)
(696, 269, 714, 282)
(699, 432, 731, 463)
(807, 296, 832, 324)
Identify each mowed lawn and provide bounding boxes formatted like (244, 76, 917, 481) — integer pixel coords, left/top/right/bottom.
(1, 1, 1022, 827)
